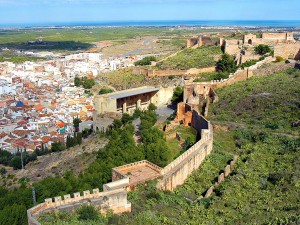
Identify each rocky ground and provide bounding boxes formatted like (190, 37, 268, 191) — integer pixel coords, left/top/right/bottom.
(0, 135, 108, 188)
(254, 61, 295, 76)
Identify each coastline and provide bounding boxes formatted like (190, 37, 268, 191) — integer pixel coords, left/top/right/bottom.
(1, 20, 300, 29)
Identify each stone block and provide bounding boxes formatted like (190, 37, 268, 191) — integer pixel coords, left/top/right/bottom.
(230, 160, 235, 171)
(93, 188, 100, 197)
(205, 186, 214, 198)
(233, 155, 238, 162)
(73, 192, 81, 201)
(45, 198, 53, 207)
(218, 173, 225, 184)
(64, 194, 71, 204)
(54, 196, 62, 206)
(224, 165, 231, 177)
(83, 190, 91, 198)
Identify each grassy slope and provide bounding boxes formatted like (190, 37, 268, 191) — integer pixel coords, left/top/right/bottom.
(209, 68, 300, 135)
(158, 45, 222, 70)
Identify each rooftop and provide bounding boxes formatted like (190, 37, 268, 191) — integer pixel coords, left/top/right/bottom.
(113, 160, 162, 187)
(105, 86, 159, 100)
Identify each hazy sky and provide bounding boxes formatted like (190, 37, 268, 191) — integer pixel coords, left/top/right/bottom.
(0, 0, 299, 25)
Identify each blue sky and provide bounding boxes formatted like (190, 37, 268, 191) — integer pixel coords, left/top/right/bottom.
(0, 0, 299, 25)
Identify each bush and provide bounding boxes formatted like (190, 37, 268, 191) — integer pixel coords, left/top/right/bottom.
(77, 205, 99, 221)
(99, 88, 113, 95)
(275, 56, 284, 62)
(51, 142, 66, 152)
(216, 54, 237, 73)
(239, 60, 258, 69)
(171, 86, 183, 104)
(254, 44, 272, 55)
(134, 56, 156, 66)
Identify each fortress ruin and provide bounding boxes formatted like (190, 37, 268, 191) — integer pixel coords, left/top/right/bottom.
(221, 32, 300, 64)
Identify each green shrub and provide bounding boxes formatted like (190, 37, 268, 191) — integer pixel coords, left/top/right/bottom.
(99, 88, 113, 95)
(239, 59, 258, 69)
(77, 205, 99, 221)
(134, 56, 156, 66)
(275, 56, 284, 62)
(254, 44, 272, 55)
(158, 46, 222, 70)
(216, 53, 237, 73)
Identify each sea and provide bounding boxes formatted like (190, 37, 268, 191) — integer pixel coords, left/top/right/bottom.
(1, 20, 300, 28)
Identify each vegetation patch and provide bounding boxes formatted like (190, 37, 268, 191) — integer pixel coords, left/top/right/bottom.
(157, 46, 222, 70)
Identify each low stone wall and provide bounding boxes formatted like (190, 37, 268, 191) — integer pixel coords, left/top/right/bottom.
(204, 155, 238, 198)
(132, 67, 216, 77)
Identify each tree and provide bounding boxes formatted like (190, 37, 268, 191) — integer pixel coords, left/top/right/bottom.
(171, 86, 183, 104)
(77, 132, 83, 145)
(82, 78, 95, 89)
(74, 76, 81, 87)
(216, 53, 237, 73)
(148, 103, 157, 111)
(254, 44, 271, 55)
(134, 56, 156, 66)
(73, 117, 81, 132)
(112, 119, 122, 129)
(121, 113, 133, 125)
(51, 142, 65, 152)
(0, 204, 27, 225)
(10, 156, 22, 170)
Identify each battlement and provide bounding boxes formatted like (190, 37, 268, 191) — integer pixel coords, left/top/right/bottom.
(157, 110, 213, 191)
(27, 178, 131, 225)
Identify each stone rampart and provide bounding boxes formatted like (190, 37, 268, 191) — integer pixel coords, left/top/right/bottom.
(184, 56, 274, 102)
(157, 110, 213, 191)
(274, 43, 300, 60)
(27, 178, 131, 225)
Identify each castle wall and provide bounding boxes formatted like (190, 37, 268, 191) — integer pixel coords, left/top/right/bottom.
(184, 56, 274, 101)
(132, 67, 216, 77)
(224, 39, 242, 55)
(274, 43, 300, 59)
(157, 111, 213, 191)
(27, 180, 131, 225)
(262, 33, 288, 40)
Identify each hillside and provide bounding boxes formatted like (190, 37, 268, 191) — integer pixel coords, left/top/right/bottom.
(108, 68, 299, 224)
(157, 45, 222, 70)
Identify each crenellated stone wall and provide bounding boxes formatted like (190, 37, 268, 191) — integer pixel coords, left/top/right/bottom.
(157, 111, 213, 191)
(27, 178, 131, 225)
